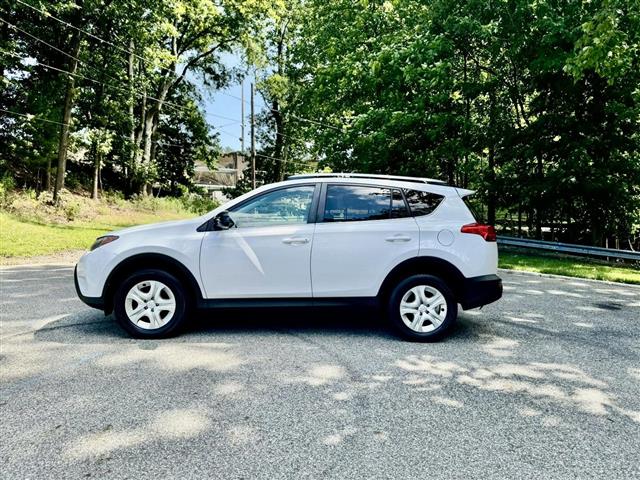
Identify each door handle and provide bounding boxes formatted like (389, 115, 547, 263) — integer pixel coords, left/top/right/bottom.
(282, 237, 310, 245)
(385, 235, 412, 243)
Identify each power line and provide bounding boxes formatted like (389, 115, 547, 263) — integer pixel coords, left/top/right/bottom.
(8, 4, 339, 134)
(3, 49, 189, 119)
(14, 0, 168, 75)
(5, 67, 309, 166)
(15, 0, 247, 115)
(2, 22, 241, 124)
(217, 128, 316, 166)
(1, 108, 315, 169)
(215, 94, 316, 146)
(255, 153, 316, 168)
(1, 107, 180, 148)
(1, 107, 69, 127)
(6, 9, 336, 156)
(1, 107, 135, 145)
(219, 89, 342, 131)
(1, 19, 182, 114)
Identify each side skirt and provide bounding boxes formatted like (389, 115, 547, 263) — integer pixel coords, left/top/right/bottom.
(196, 297, 380, 310)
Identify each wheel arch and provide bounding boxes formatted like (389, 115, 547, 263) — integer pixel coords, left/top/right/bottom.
(378, 256, 466, 302)
(102, 253, 203, 313)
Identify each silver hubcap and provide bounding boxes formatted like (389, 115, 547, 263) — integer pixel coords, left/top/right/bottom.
(125, 280, 176, 330)
(400, 285, 447, 333)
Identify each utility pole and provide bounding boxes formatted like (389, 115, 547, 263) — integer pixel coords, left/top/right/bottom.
(250, 82, 256, 189)
(240, 80, 245, 153)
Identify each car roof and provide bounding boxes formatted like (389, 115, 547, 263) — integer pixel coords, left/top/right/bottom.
(282, 173, 473, 197)
(287, 172, 446, 185)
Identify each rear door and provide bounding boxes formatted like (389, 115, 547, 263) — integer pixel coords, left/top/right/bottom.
(311, 183, 419, 297)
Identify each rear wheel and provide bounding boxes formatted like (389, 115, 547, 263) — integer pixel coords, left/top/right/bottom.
(388, 274, 457, 341)
(113, 269, 189, 338)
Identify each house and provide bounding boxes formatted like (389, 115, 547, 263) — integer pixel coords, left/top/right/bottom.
(193, 151, 247, 201)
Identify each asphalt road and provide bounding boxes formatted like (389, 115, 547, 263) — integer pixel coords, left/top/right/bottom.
(1, 265, 639, 479)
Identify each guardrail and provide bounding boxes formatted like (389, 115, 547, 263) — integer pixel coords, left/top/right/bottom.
(497, 236, 640, 262)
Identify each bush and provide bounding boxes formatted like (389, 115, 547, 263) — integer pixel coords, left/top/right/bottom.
(0, 175, 16, 207)
(181, 193, 219, 215)
(63, 200, 82, 221)
(129, 192, 219, 215)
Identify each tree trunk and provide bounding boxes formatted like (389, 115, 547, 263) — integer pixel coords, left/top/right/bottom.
(140, 111, 155, 195)
(273, 20, 286, 181)
(487, 145, 496, 225)
(273, 97, 284, 181)
(127, 39, 136, 186)
(486, 90, 497, 225)
(462, 52, 470, 188)
(53, 31, 82, 202)
(140, 80, 171, 195)
(45, 156, 52, 191)
(517, 205, 522, 237)
(92, 151, 100, 200)
(535, 155, 543, 239)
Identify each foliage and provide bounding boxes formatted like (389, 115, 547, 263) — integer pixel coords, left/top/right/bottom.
(280, 0, 640, 246)
(0, 175, 16, 207)
(1, 0, 281, 196)
(2, 0, 639, 249)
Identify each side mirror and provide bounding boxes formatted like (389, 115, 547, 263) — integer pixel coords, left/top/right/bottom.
(213, 211, 236, 231)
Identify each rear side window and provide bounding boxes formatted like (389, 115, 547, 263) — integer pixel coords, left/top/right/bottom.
(404, 189, 444, 216)
(323, 185, 389, 222)
(323, 185, 411, 222)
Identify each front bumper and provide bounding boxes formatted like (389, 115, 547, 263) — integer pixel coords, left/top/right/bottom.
(74, 265, 105, 310)
(459, 274, 502, 310)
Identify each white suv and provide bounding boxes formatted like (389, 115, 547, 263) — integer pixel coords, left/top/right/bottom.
(75, 173, 502, 340)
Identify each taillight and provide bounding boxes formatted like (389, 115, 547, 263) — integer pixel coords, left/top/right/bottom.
(461, 223, 496, 242)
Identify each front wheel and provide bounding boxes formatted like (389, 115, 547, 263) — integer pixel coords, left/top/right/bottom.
(113, 269, 189, 339)
(388, 274, 457, 341)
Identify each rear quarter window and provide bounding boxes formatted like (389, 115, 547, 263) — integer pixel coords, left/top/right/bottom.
(462, 196, 484, 222)
(404, 189, 444, 216)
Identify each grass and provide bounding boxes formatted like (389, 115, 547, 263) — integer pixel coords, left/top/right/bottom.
(0, 212, 114, 257)
(0, 190, 198, 258)
(0, 210, 192, 257)
(499, 249, 640, 285)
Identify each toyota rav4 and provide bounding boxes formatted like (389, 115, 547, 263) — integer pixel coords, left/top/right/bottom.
(75, 173, 502, 340)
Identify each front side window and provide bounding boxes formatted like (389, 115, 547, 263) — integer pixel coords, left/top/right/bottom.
(229, 185, 315, 228)
(324, 185, 398, 222)
(404, 189, 444, 216)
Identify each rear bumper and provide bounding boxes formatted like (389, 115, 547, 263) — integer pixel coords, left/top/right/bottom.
(74, 265, 105, 310)
(459, 274, 502, 310)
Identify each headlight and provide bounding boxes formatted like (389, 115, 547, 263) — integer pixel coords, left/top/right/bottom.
(90, 235, 119, 251)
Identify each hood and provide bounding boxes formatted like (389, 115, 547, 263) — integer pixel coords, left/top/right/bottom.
(107, 215, 208, 237)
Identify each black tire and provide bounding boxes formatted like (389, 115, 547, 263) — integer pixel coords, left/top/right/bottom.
(113, 269, 189, 339)
(387, 274, 457, 341)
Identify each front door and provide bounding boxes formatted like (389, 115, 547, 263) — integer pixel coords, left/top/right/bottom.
(200, 184, 318, 298)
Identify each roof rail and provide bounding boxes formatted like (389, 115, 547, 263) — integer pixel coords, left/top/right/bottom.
(286, 173, 447, 185)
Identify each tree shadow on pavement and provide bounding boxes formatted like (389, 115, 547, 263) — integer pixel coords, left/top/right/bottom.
(32, 306, 479, 344)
